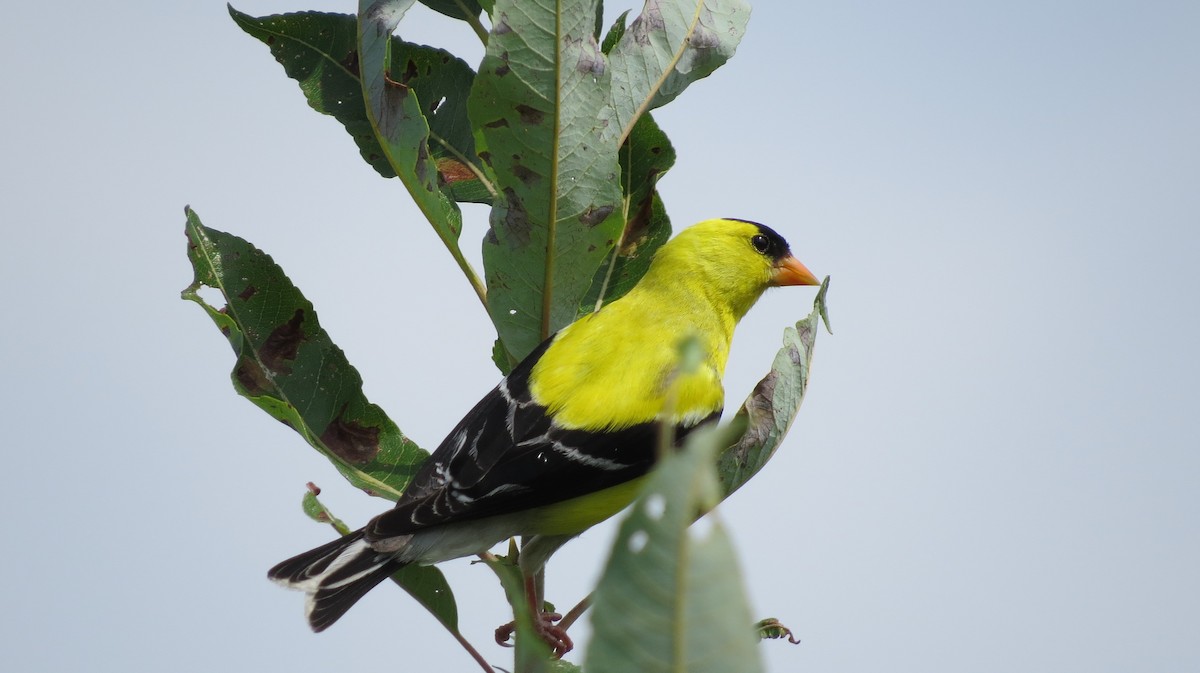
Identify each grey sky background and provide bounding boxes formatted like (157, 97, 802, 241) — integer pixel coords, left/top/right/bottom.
(2, 1, 1197, 671)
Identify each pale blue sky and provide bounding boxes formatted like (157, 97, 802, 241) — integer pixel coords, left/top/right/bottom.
(2, 1, 1197, 671)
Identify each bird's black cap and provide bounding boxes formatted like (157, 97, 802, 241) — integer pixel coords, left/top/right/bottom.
(727, 218, 792, 262)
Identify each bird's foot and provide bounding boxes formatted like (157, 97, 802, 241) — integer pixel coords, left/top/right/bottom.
(494, 611, 574, 658)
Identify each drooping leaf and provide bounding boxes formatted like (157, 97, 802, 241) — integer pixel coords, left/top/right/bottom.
(390, 563, 461, 632)
(469, 0, 625, 363)
(357, 0, 489, 299)
(300, 484, 460, 631)
(718, 277, 831, 497)
(181, 207, 427, 501)
(586, 424, 764, 673)
(584, 112, 676, 310)
(601, 0, 751, 145)
(230, 7, 489, 203)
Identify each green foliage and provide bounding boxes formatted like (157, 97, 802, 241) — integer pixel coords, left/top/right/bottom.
(185, 1, 829, 671)
(585, 424, 764, 673)
(181, 207, 457, 632)
(484, 550, 558, 671)
(584, 113, 676, 310)
(468, 0, 626, 361)
(229, 7, 479, 193)
(600, 0, 750, 146)
(718, 277, 830, 497)
(181, 208, 427, 501)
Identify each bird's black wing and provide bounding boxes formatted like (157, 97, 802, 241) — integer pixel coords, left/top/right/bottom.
(366, 336, 717, 539)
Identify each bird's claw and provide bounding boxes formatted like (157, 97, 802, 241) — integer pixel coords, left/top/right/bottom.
(494, 611, 574, 658)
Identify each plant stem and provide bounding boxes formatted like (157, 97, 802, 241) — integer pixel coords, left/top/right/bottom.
(450, 629, 497, 673)
(557, 592, 592, 631)
(455, 0, 489, 44)
(445, 237, 489, 310)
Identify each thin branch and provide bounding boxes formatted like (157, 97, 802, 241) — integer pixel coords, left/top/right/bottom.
(592, 126, 638, 313)
(557, 593, 592, 631)
(449, 629, 497, 673)
(451, 0, 490, 44)
(439, 222, 489, 310)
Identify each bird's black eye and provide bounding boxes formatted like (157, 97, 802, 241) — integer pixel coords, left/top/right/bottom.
(751, 234, 771, 254)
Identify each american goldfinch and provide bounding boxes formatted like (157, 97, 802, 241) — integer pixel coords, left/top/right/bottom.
(269, 218, 819, 633)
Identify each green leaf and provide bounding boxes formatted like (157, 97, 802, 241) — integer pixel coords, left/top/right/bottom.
(600, 10, 630, 55)
(584, 113, 676, 310)
(300, 485, 460, 631)
(391, 563, 461, 632)
(601, 0, 751, 145)
(418, 0, 483, 22)
(584, 193, 670, 312)
(586, 424, 764, 673)
(469, 0, 625, 361)
(229, 6, 487, 203)
(755, 618, 801, 644)
(181, 207, 427, 501)
(483, 552, 555, 671)
(358, 0, 488, 300)
(301, 487, 351, 534)
(717, 277, 831, 498)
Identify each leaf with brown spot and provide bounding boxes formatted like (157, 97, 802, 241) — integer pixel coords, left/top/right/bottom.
(514, 104, 545, 125)
(600, 0, 751, 146)
(583, 113, 676, 310)
(230, 7, 490, 205)
(182, 206, 461, 637)
(469, 0, 624, 363)
(181, 207, 427, 501)
(435, 157, 474, 184)
(717, 277, 832, 498)
(436, 157, 492, 203)
(234, 357, 272, 397)
(320, 406, 382, 464)
(578, 204, 615, 227)
(259, 308, 305, 374)
(511, 163, 539, 186)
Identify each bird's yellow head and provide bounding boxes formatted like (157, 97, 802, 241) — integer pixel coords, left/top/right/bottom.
(642, 218, 820, 320)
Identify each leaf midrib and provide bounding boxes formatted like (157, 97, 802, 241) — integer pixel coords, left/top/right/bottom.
(541, 0, 565, 341)
(618, 0, 707, 147)
(184, 216, 404, 500)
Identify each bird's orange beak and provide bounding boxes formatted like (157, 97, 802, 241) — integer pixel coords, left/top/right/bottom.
(772, 255, 821, 286)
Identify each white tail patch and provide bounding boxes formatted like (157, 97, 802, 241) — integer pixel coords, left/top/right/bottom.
(273, 538, 375, 594)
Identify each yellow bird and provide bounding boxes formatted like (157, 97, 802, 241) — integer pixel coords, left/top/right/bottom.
(269, 218, 819, 640)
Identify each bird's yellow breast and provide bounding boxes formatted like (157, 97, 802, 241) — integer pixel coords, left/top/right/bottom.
(528, 297, 730, 431)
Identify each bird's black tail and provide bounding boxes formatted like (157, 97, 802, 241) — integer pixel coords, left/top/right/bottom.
(268, 529, 400, 632)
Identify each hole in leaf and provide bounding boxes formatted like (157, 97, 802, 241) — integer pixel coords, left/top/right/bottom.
(194, 284, 226, 311)
(644, 494, 665, 520)
(628, 530, 648, 553)
(431, 96, 446, 113)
